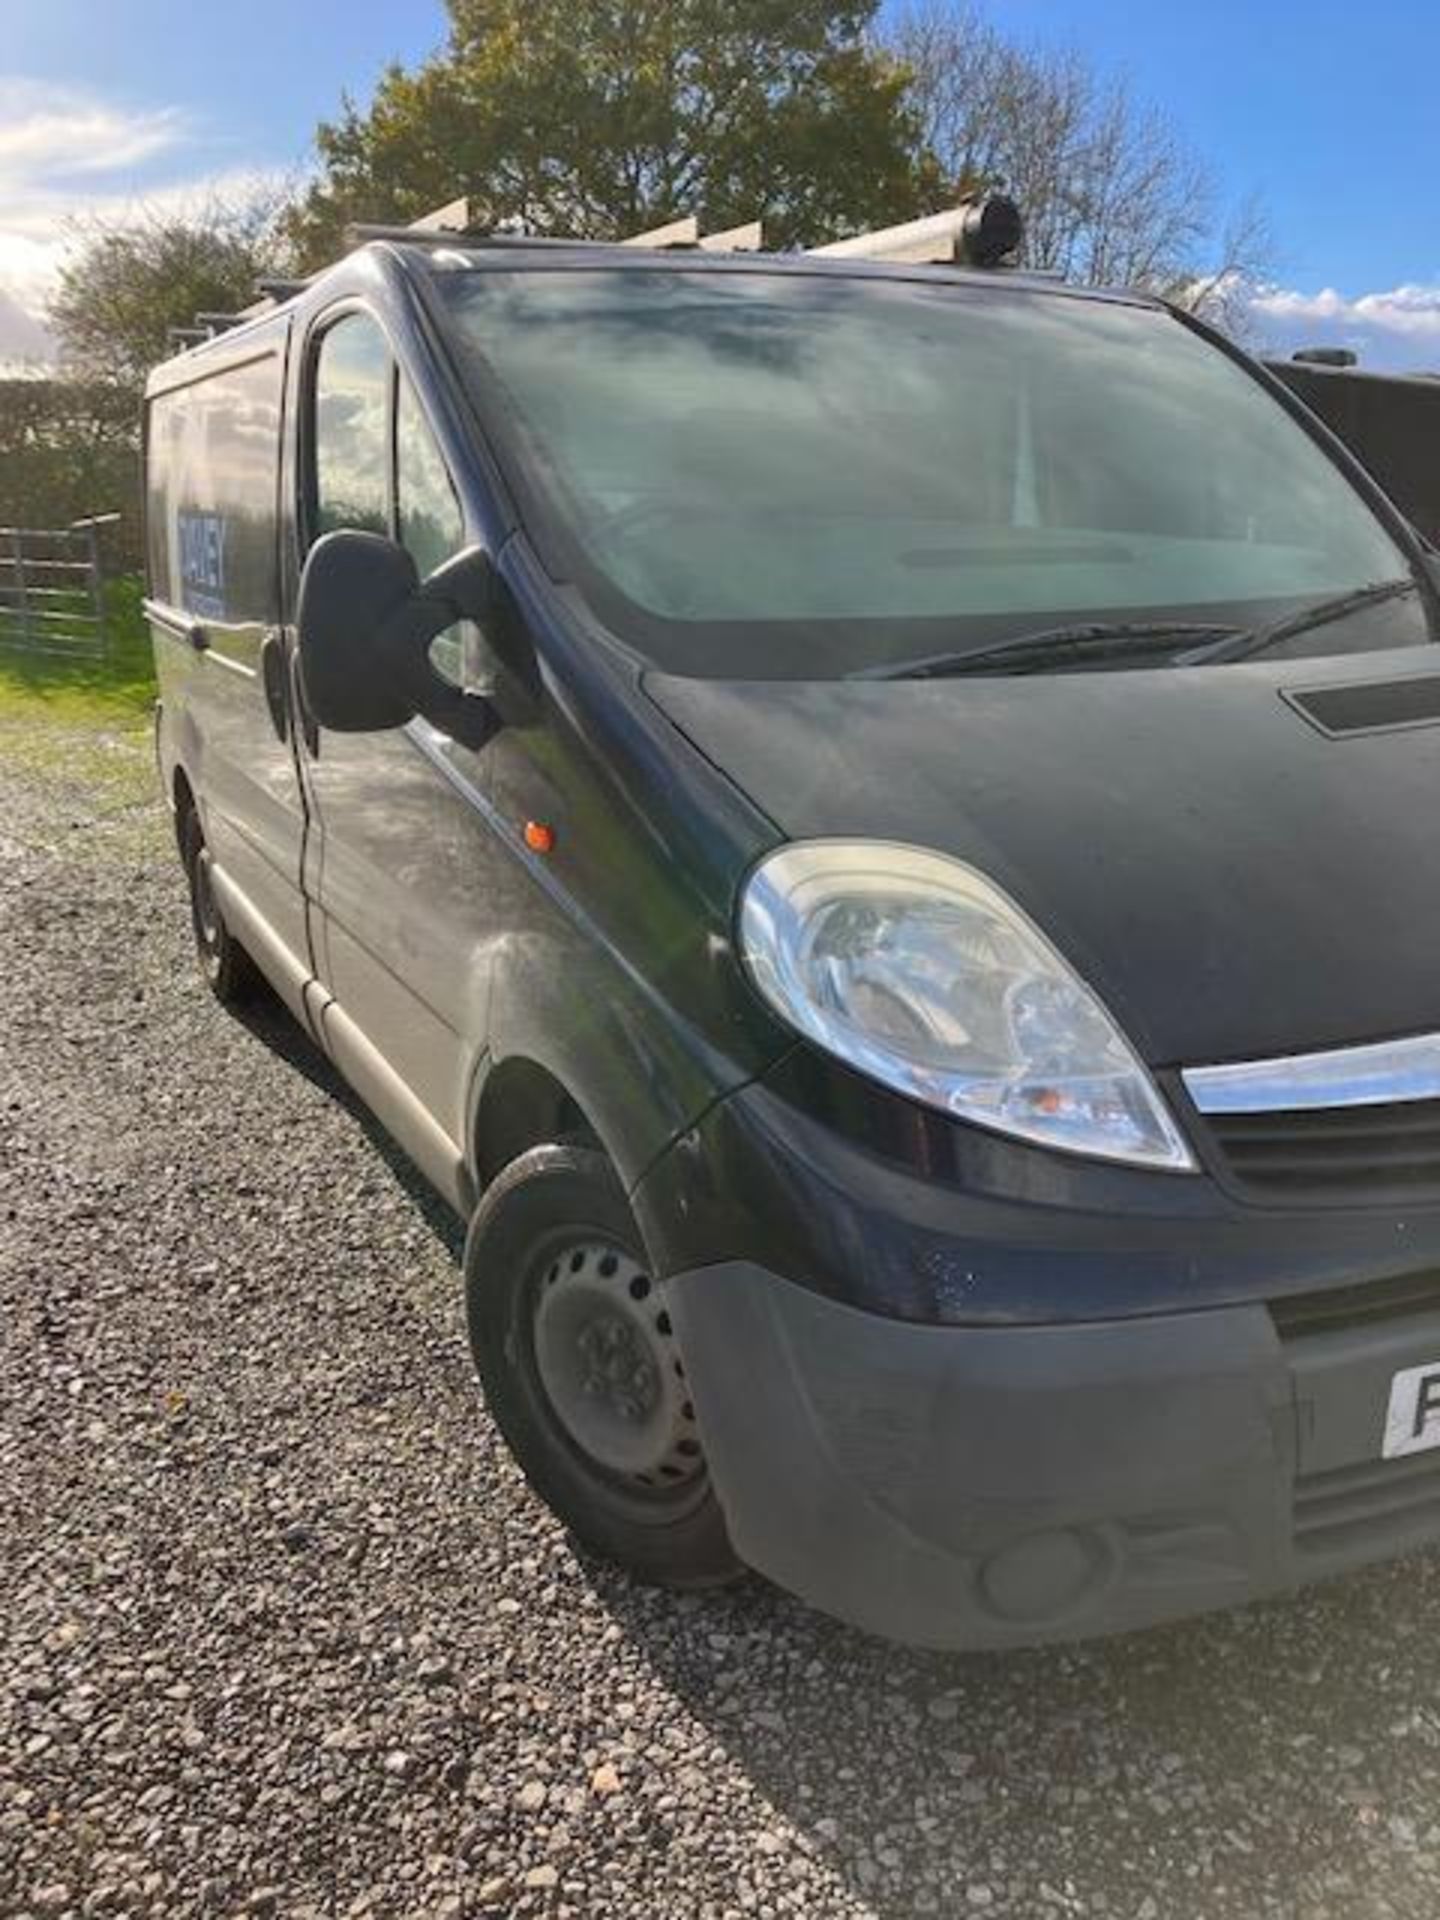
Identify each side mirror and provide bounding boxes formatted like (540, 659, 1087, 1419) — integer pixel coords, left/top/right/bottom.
(296, 530, 502, 748)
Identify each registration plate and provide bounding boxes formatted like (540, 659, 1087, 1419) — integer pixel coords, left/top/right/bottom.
(1383, 1363, 1440, 1459)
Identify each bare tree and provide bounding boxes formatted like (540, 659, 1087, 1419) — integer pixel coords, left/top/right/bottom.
(1167, 193, 1275, 335)
(885, 3, 1272, 329)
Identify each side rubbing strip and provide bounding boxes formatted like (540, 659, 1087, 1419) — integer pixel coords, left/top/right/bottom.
(1184, 1032, 1440, 1116)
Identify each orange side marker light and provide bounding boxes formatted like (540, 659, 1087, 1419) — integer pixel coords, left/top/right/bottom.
(524, 820, 556, 855)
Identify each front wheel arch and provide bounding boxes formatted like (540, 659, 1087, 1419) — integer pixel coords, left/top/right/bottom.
(469, 1055, 602, 1194)
(464, 1141, 741, 1588)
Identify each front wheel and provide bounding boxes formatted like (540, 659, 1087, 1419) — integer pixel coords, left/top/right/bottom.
(465, 1144, 740, 1588)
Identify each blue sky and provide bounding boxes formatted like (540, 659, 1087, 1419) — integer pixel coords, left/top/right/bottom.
(3, 0, 1437, 369)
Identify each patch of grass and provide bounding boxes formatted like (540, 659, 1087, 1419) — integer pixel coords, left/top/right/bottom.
(0, 573, 156, 723)
(0, 680, 162, 868)
(0, 573, 158, 856)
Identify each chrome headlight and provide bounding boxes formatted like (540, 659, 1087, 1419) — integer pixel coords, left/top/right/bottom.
(740, 841, 1194, 1172)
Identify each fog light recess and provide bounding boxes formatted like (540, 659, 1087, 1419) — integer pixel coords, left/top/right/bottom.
(977, 1526, 1119, 1627)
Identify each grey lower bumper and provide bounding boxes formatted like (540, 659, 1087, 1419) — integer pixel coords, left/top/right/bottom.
(667, 1264, 1440, 1648)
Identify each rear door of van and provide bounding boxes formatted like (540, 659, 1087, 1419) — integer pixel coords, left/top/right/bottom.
(147, 318, 313, 1019)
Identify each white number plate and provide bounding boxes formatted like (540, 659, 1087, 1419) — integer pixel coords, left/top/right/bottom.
(1383, 1363, 1440, 1459)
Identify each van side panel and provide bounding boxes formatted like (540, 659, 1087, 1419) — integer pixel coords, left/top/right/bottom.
(148, 326, 311, 1018)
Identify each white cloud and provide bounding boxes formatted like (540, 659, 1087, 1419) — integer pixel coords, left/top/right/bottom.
(0, 80, 183, 187)
(0, 79, 294, 368)
(0, 285, 53, 370)
(0, 79, 184, 365)
(1246, 281, 1440, 373)
(0, 232, 62, 307)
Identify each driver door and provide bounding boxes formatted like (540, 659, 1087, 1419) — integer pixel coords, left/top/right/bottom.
(296, 305, 500, 1205)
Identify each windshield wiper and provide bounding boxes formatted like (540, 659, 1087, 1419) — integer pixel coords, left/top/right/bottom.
(854, 620, 1243, 681)
(1174, 578, 1421, 667)
(854, 579, 1426, 681)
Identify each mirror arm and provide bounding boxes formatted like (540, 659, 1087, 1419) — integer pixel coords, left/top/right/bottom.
(380, 579, 505, 750)
(424, 545, 498, 617)
(418, 681, 504, 751)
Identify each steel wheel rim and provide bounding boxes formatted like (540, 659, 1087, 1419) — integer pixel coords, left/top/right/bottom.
(531, 1238, 704, 1488)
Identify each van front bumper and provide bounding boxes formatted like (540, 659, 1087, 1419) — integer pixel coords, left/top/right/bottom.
(666, 1260, 1440, 1647)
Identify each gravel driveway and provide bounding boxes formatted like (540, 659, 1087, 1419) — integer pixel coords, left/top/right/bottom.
(5, 714, 1440, 1920)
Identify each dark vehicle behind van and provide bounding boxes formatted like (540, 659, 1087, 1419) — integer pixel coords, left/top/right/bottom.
(147, 235, 1440, 1648)
(1268, 356, 1440, 546)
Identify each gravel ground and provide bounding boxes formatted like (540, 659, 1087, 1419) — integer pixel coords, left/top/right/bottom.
(6, 714, 1440, 1920)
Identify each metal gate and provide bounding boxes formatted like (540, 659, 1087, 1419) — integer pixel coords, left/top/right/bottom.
(0, 515, 115, 659)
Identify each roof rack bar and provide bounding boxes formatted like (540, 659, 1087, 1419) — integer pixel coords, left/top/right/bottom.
(698, 220, 764, 253)
(808, 196, 1022, 268)
(347, 196, 492, 249)
(346, 222, 625, 252)
(161, 190, 1028, 365)
(347, 221, 468, 247)
(410, 195, 475, 235)
(621, 215, 700, 249)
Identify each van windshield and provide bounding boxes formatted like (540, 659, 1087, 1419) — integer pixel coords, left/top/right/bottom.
(433, 266, 1427, 679)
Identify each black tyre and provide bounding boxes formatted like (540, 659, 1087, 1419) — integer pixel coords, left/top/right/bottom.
(181, 809, 258, 1005)
(465, 1143, 740, 1588)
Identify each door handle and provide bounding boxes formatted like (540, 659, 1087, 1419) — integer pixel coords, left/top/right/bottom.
(259, 630, 289, 741)
(140, 599, 208, 652)
(287, 644, 321, 758)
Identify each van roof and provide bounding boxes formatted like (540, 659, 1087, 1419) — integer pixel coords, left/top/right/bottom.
(410, 238, 1158, 300)
(146, 235, 1164, 392)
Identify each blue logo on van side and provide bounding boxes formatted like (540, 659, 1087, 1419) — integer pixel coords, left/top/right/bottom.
(178, 511, 228, 620)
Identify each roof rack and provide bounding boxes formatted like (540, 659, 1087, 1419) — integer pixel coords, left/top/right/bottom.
(1292, 346, 1359, 369)
(343, 203, 733, 253)
(340, 195, 1021, 264)
(809, 196, 1022, 268)
(620, 215, 700, 248)
(346, 225, 619, 251)
(165, 192, 1025, 356)
(700, 221, 764, 253)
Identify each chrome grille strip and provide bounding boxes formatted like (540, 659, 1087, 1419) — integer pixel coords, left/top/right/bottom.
(1183, 1032, 1440, 1116)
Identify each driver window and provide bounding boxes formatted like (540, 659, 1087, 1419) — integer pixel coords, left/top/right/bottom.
(396, 374, 469, 686)
(313, 312, 391, 538)
(397, 375, 463, 575)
